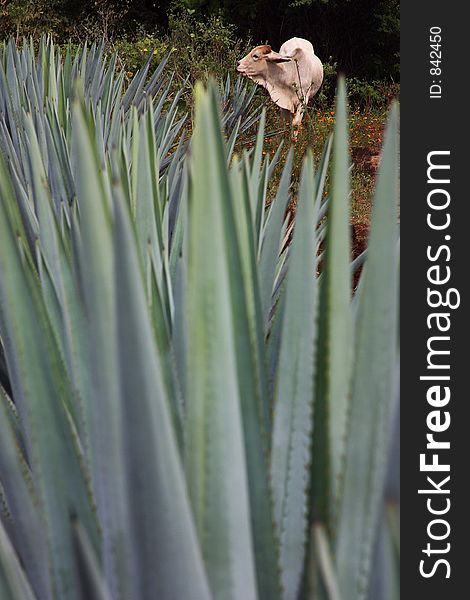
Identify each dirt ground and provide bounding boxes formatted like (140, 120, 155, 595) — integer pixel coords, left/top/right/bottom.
(351, 142, 383, 256)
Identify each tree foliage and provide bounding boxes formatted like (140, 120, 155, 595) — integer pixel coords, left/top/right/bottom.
(0, 0, 399, 80)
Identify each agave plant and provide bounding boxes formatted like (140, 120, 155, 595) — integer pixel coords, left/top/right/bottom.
(0, 38, 398, 600)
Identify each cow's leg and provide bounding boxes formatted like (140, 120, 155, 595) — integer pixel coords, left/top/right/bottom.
(292, 104, 305, 140)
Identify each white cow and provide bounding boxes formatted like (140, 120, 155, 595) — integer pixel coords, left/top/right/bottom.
(237, 37, 323, 133)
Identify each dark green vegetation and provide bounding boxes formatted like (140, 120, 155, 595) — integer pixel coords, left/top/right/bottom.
(0, 39, 399, 600)
(1, 0, 399, 84)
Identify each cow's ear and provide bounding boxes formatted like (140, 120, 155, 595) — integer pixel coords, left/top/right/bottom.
(265, 51, 292, 63)
(271, 47, 302, 62)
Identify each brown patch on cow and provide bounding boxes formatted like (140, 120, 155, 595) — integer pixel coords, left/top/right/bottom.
(252, 44, 272, 56)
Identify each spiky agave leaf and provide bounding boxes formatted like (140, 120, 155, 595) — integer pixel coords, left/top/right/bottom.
(0, 150, 100, 600)
(310, 77, 352, 532)
(334, 103, 399, 600)
(185, 81, 261, 600)
(0, 40, 400, 600)
(0, 393, 52, 600)
(112, 185, 211, 600)
(0, 520, 37, 600)
(270, 151, 319, 600)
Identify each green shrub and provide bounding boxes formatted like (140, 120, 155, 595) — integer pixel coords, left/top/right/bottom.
(268, 58, 397, 112)
(0, 0, 70, 39)
(112, 28, 168, 75)
(347, 77, 398, 109)
(0, 39, 399, 600)
(166, 9, 249, 83)
(315, 58, 338, 107)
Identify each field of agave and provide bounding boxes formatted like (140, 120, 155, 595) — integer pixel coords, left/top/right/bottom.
(0, 38, 399, 600)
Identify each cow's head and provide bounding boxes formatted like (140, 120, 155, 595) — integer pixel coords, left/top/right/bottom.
(237, 44, 292, 80)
